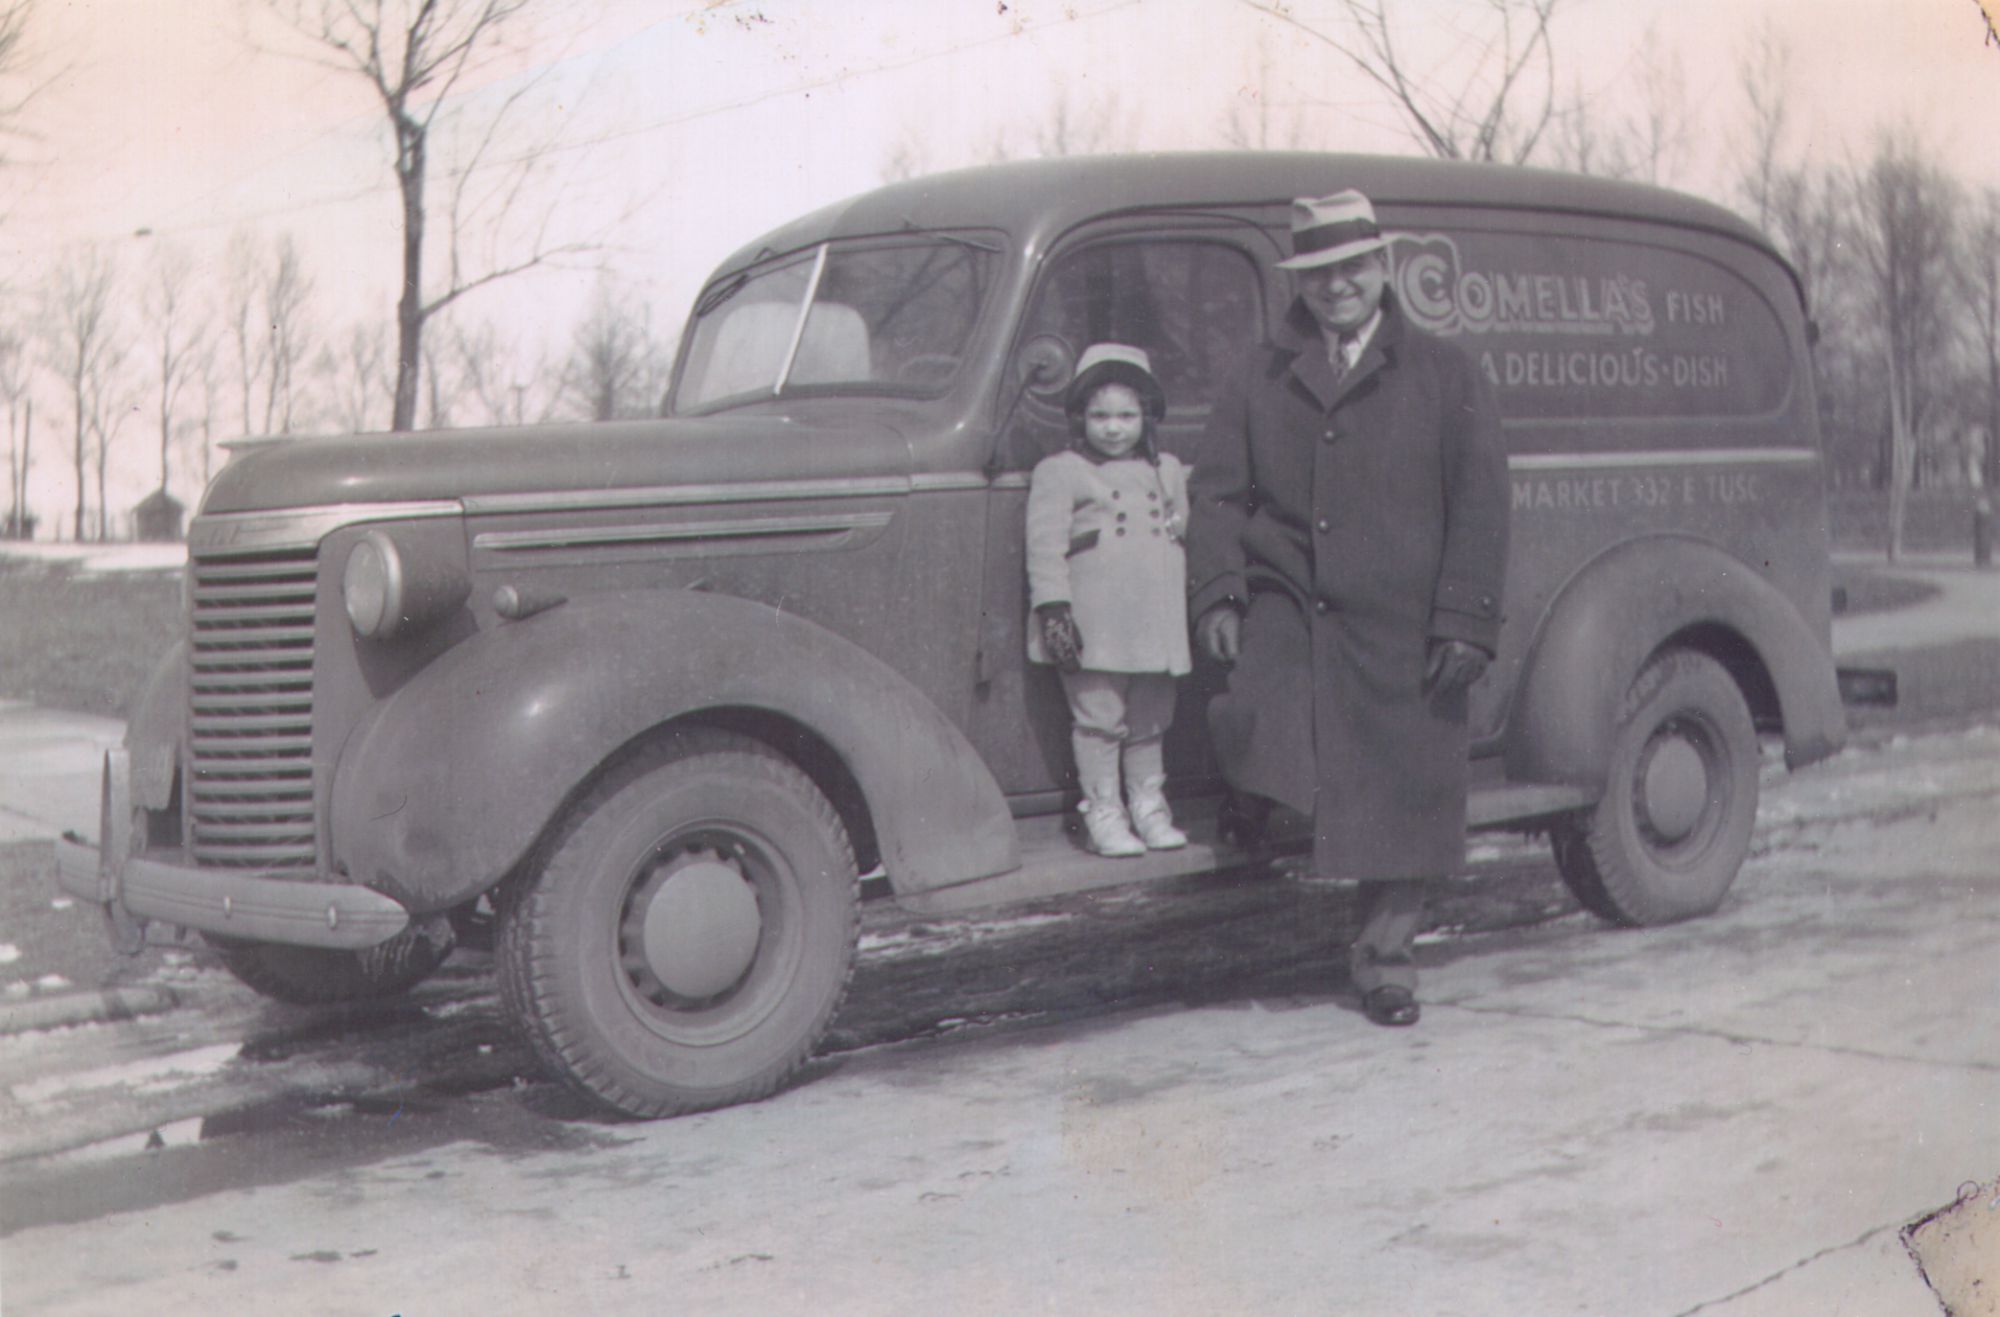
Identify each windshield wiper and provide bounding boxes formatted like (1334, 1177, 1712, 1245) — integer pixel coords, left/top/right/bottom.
(903, 223, 1001, 255)
(694, 272, 749, 318)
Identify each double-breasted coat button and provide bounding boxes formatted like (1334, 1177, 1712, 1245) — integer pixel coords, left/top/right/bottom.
(1314, 597, 1331, 614)
(1116, 512, 1127, 522)
(1315, 518, 1330, 534)
(1115, 526, 1126, 536)
(1111, 490, 1121, 499)
(1322, 428, 1336, 443)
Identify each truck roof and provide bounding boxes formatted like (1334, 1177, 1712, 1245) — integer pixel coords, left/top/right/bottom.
(715, 151, 1785, 280)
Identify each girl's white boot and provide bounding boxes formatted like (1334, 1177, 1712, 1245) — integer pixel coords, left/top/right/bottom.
(1075, 734, 1145, 857)
(1123, 738, 1188, 850)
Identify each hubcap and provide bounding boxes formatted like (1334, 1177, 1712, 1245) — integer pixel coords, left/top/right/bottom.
(628, 846, 763, 1003)
(1637, 726, 1709, 844)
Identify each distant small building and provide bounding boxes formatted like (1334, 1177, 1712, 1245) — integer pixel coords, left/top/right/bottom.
(133, 489, 185, 543)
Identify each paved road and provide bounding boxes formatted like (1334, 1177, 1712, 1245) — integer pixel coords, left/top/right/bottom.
(0, 700, 123, 845)
(1832, 553, 2000, 656)
(3, 721, 1996, 1314)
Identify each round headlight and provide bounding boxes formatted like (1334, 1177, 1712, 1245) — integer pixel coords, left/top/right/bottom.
(343, 530, 405, 638)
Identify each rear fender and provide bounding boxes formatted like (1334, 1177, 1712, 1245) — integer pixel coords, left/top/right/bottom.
(329, 590, 1017, 911)
(1505, 535, 1844, 789)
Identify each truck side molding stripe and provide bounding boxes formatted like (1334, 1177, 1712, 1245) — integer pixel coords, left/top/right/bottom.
(473, 510, 896, 554)
(1509, 448, 1817, 470)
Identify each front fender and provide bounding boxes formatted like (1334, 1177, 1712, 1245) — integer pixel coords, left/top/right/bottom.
(1505, 535, 1844, 789)
(329, 590, 1017, 911)
(124, 641, 186, 812)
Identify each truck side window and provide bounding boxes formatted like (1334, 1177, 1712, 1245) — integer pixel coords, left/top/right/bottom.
(1004, 239, 1261, 467)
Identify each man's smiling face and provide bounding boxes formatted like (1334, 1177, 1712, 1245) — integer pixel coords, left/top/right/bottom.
(1297, 250, 1388, 337)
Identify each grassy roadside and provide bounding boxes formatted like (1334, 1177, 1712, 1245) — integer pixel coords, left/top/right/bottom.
(0, 559, 181, 718)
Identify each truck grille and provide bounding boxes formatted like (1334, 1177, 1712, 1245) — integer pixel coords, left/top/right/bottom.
(187, 546, 320, 871)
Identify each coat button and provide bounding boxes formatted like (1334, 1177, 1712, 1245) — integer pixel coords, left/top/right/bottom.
(1151, 528, 1162, 537)
(1323, 429, 1336, 443)
(1315, 518, 1330, 534)
(1116, 512, 1127, 522)
(1111, 490, 1121, 499)
(1116, 527, 1126, 536)
(1314, 597, 1331, 614)
(1147, 491, 1158, 501)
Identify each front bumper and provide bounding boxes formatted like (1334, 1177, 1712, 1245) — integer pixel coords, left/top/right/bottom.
(56, 749, 411, 951)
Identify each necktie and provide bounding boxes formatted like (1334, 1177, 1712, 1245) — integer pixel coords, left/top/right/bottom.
(1331, 333, 1354, 384)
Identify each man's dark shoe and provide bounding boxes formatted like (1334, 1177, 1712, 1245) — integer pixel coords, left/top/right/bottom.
(1216, 792, 1271, 853)
(1362, 985, 1420, 1027)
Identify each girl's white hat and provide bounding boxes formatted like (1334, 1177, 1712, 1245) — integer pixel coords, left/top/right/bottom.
(1065, 342, 1166, 420)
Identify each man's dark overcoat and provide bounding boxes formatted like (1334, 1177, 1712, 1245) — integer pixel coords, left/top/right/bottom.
(1186, 292, 1510, 881)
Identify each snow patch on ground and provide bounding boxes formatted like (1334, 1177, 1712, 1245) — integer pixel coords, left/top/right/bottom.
(10, 1041, 240, 1107)
(860, 911, 1076, 959)
(0, 541, 186, 574)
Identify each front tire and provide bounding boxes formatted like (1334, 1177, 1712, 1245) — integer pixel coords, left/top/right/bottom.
(1551, 649, 1759, 926)
(207, 922, 453, 1005)
(498, 730, 859, 1119)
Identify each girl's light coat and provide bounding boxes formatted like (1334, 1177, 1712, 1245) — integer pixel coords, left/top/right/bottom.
(1025, 450, 1192, 675)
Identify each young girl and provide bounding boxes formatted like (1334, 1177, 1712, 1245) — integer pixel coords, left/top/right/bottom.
(1026, 343, 1192, 857)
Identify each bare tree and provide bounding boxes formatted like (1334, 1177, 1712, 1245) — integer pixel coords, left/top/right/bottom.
(191, 344, 222, 489)
(564, 277, 671, 422)
(1220, 30, 1310, 150)
(40, 246, 120, 541)
(448, 316, 559, 426)
(1246, 0, 1563, 164)
(1962, 188, 2000, 491)
(1850, 127, 1960, 556)
(1734, 19, 1792, 232)
(0, 0, 39, 155)
(1621, 37, 1690, 186)
(87, 367, 135, 542)
(266, 0, 590, 431)
(1031, 86, 1125, 158)
(141, 241, 206, 500)
(0, 327, 30, 537)
(879, 131, 930, 184)
(222, 230, 265, 438)
(259, 233, 314, 434)
(974, 83, 1131, 165)
(316, 321, 389, 434)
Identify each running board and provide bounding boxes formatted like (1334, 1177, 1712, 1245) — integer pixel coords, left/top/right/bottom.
(899, 781, 1594, 916)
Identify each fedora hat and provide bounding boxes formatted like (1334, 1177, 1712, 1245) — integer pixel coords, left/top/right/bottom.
(1065, 342, 1166, 420)
(1276, 189, 1390, 270)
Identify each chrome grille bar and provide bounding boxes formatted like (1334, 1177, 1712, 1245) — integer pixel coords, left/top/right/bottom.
(187, 546, 320, 871)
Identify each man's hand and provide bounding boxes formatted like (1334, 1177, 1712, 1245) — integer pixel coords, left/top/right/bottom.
(1038, 602, 1084, 673)
(1196, 604, 1243, 665)
(1424, 639, 1489, 696)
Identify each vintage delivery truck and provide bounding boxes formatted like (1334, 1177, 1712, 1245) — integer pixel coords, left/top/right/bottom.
(59, 153, 1847, 1118)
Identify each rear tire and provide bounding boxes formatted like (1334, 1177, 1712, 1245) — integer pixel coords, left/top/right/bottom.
(1551, 649, 1759, 926)
(498, 730, 859, 1119)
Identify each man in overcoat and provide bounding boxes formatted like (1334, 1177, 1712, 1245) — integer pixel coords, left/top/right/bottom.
(1186, 190, 1510, 1027)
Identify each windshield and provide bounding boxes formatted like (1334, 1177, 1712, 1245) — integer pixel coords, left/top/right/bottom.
(672, 236, 999, 413)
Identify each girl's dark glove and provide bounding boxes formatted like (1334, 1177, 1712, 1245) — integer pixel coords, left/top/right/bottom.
(1038, 603, 1084, 673)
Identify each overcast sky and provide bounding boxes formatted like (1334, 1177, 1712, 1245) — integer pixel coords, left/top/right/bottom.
(2, 0, 1997, 526)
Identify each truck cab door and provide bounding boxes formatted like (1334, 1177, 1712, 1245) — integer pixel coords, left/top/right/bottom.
(966, 223, 1277, 807)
